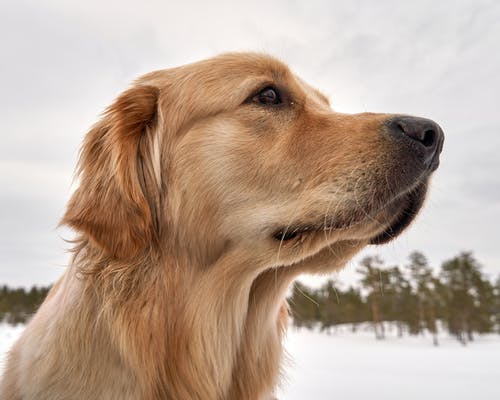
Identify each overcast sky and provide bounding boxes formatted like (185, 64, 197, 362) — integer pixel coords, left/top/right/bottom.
(1, 0, 499, 287)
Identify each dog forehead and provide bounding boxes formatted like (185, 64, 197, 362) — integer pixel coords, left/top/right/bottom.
(208, 53, 327, 106)
(293, 75, 331, 107)
(210, 52, 292, 78)
(214, 54, 329, 107)
(139, 52, 296, 96)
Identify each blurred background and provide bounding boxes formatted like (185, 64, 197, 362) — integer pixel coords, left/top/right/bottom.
(1, 0, 499, 398)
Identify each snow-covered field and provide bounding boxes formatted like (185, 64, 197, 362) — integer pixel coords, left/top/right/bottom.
(1, 323, 499, 399)
(278, 326, 500, 399)
(0, 323, 24, 373)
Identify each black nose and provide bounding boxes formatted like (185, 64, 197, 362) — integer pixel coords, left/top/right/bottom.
(387, 116, 444, 169)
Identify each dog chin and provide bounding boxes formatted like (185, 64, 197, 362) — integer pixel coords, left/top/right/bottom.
(368, 182, 428, 245)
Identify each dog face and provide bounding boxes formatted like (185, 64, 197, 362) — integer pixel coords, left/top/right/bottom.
(63, 53, 443, 270)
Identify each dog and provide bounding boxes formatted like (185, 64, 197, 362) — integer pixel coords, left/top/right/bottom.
(0, 53, 443, 399)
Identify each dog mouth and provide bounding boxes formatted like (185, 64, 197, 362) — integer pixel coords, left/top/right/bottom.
(368, 183, 427, 244)
(272, 182, 428, 244)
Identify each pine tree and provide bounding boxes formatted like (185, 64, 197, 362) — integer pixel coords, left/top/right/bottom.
(425, 276, 443, 346)
(470, 273, 495, 334)
(289, 282, 320, 329)
(357, 256, 386, 339)
(385, 266, 412, 337)
(440, 252, 483, 344)
(317, 279, 342, 333)
(494, 276, 500, 334)
(406, 251, 432, 335)
(339, 286, 367, 332)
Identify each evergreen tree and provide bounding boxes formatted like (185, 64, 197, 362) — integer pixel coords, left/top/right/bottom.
(440, 252, 483, 344)
(289, 282, 320, 329)
(470, 273, 495, 334)
(338, 286, 367, 332)
(357, 256, 386, 339)
(494, 276, 500, 333)
(317, 279, 342, 333)
(385, 266, 413, 337)
(424, 276, 443, 346)
(406, 251, 433, 335)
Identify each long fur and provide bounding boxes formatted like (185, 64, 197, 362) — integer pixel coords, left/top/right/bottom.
(0, 53, 435, 399)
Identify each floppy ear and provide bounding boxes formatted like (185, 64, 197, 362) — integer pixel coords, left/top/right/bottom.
(62, 85, 161, 259)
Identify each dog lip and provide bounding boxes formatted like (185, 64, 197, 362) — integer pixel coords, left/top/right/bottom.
(272, 225, 316, 241)
(272, 180, 429, 245)
(272, 218, 346, 242)
(369, 184, 427, 245)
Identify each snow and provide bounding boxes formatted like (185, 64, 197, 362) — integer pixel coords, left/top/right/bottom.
(278, 326, 500, 399)
(0, 323, 24, 373)
(1, 323, 499, 398)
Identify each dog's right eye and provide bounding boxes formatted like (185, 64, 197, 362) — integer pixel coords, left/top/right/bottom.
(253, 87, 282, 106)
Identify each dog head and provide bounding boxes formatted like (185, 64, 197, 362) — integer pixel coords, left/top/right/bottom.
(63, 53, 443, 271)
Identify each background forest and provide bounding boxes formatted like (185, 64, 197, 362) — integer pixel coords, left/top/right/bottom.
(290, 251, 500, 345)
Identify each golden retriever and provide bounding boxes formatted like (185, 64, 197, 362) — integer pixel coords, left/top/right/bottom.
(0, 53, 443, 399)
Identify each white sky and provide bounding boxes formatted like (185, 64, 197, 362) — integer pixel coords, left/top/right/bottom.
(1, 0, 499, 287)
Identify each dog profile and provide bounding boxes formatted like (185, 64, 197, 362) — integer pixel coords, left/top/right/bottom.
(0, 53, 443, 399)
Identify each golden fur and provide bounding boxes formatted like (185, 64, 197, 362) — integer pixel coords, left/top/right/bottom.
(0, 53, 441, 399)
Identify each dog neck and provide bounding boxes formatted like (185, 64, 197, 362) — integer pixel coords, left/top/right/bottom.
(71, 241, 292, 399)
(68, 237, 364, 399)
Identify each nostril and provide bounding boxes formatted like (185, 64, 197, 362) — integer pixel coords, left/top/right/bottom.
(388, 116, 442, 151)
(422, 129, 436, 148)
(386, 116, 444, 167)
(396, 122, 406, 134)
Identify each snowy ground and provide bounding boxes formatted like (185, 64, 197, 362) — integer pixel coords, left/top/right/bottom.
(0, 323, 24, 373)
(1, 323, 499, 399)
(278, 326, 500, 399)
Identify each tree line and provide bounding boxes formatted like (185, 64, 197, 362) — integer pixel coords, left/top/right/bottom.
(0, 285, 50, 324)
(289, 251, 500, 345)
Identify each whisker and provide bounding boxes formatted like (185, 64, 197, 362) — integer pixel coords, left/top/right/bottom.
(296, 285, 319, 308)
(275, 181, 312, 265)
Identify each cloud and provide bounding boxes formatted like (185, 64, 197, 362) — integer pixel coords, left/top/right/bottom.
(1, 0, 499, 286)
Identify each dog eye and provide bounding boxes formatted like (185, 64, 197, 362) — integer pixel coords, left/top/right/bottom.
(253, 87, 282, 105)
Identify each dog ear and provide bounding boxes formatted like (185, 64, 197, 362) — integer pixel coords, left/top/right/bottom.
(62, 85, 160, 259)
